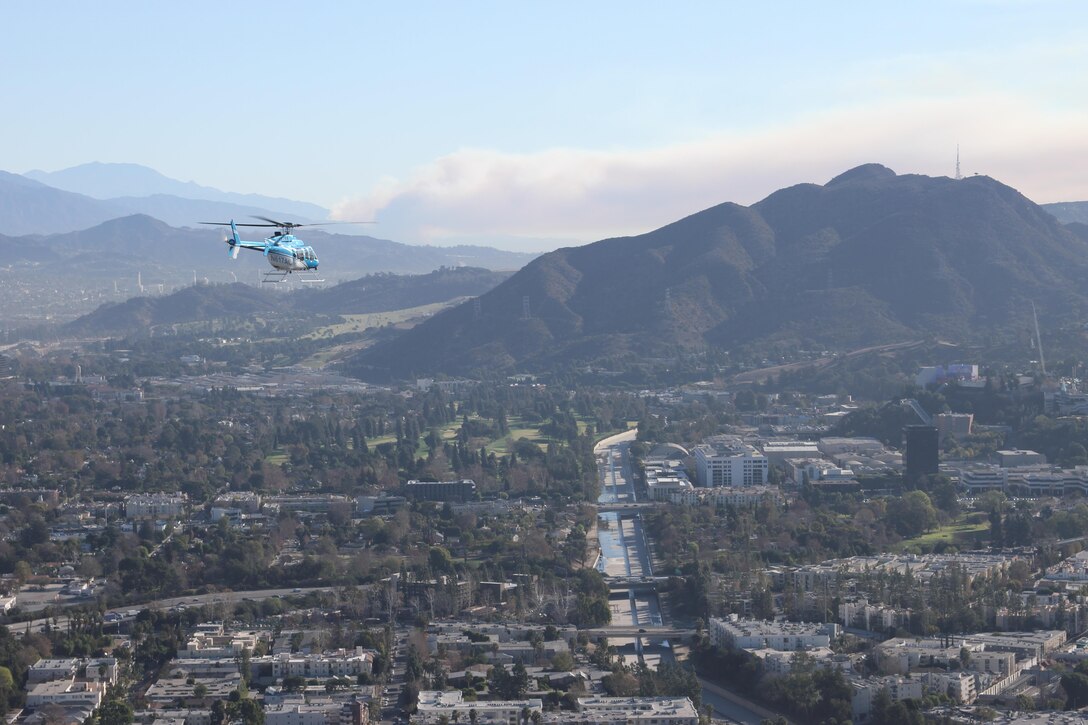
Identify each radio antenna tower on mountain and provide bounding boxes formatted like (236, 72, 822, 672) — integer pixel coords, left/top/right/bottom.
(955, 145, 963, 180)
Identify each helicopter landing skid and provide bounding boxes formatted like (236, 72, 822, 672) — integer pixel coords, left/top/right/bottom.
(262, 271, 290, 284)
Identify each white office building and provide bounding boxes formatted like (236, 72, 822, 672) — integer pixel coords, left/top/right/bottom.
(693, 436, 768, 487)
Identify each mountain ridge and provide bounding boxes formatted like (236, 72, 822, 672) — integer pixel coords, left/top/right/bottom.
(347, 164, 1088, 379)
(25, 162, 328, 220)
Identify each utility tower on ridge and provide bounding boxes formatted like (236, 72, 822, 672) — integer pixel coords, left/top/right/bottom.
(955, 145, 963, 180)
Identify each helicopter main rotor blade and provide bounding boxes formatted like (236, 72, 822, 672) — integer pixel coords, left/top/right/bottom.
(297, 221, 377, 226)
(251, 215, 299, 228)
(201, 221, 280, 227)
(248, 215, 376, 229)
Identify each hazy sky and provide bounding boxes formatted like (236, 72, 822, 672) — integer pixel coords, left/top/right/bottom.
(4, 1, 1088, 250)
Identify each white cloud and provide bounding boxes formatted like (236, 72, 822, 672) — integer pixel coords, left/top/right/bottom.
(333, 93, 1088, 252)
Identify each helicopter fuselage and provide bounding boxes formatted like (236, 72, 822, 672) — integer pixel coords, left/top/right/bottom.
(265, 234, 319, 272)
(207, 219, 324, 281)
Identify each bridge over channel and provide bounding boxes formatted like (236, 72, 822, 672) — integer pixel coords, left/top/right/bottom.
(581, 626, 695, 639)
(606, 576, 672, 592)
(595, 502, 657, 514)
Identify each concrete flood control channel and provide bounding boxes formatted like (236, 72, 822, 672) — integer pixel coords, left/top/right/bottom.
(595, 437, 664, 667)
(594, 433, 768, 724)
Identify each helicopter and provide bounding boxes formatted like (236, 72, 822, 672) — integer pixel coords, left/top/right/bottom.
(202, 216, 355, 283)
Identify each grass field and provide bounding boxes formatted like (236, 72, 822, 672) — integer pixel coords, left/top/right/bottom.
(265, 450, 289, 466)
(303, 301, 466, 340)
(898, 515, 990, 551)
(486, 415, 556, 455)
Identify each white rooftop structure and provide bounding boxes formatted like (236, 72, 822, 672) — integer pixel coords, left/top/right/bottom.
(573, 696, 699, 724)
(415, 690, 543, 724)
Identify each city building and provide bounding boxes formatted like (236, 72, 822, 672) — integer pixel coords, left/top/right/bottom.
(124, 493, 187, 519)
(904, 425, 939, 480)
(26, 659, 80, 684)
(934, 412, 973, 441)
(998, 449, 1046, 468)
(708, 616, 836, 651)
(958, 464, 1008, 494)
(644, 461, 694, 502)
(415, 690, 542, 724)
(838, 599, 912, 633)
(784, 458, 857, 487)
(851, 676, 923, 723)
(760, 440, 821, 465)
(574, 696, 699, 725)
(693, 436, 768, 487)
(915, 364, 980, 387)
(404, 479, 477, 502)
(817, 437, 887, 457)
(251, 649, 374, 681)
(25, 678, 105, 709)
(919, 671, 977, 704)
(355, 494, 408, 515)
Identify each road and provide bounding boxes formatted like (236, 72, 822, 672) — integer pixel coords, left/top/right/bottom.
(379, 626, 410, 724)
(699, 676, 794, 725)
(16, 586, 336, 634)
(730, 339, 925, 385)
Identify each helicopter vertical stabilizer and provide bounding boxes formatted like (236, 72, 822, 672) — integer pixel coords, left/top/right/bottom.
(228, 220, 242, 259)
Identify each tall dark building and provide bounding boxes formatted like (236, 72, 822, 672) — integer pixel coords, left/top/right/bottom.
(904, 425, 939, 481)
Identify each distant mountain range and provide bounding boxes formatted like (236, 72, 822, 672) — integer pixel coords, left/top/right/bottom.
(24, 162, 327, 225)
(63, 267, 512, 336)
(0, 214, 535, 286)
(2, 170, 320, 236)
(347, 164, 1088, 379)
(1043, 201, 1088, 225)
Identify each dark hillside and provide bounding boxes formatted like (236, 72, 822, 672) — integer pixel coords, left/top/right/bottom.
(348, 165, 1088, 379)
(62, 267, 510, 337)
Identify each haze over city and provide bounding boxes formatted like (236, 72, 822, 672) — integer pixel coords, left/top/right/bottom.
(4, 1, 1088, 250)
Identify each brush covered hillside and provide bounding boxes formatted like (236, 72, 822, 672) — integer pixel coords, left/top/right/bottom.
(349, 164, 1088, 379)
(63, 267, 511, 336)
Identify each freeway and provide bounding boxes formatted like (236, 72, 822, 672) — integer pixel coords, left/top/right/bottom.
(17, 586, 336, 634)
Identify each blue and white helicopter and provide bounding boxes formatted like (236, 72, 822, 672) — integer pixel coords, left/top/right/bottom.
(202, 216, 334, 283)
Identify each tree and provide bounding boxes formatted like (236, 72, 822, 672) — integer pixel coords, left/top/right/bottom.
(886, 491, 938, 538)
(490, 663, 530, 700)
(0, 666, 12, 715)
(428, 546, 455, 575)
(93, 699, 134, 725)
(1062, 671, 1088, 709)
(550, 650, 574, 672)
